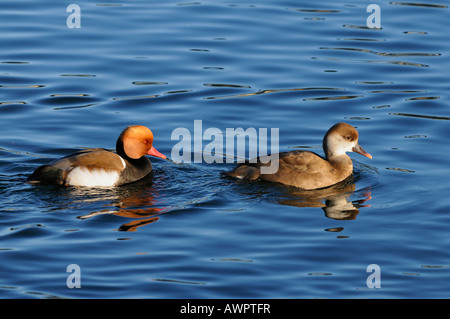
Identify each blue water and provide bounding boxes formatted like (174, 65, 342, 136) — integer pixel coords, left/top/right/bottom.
(1, 0, 449, 299)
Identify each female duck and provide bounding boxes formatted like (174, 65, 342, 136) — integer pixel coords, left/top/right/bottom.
(224, 122, 372, 190)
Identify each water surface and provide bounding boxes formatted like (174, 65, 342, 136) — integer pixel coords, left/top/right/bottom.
(0, 0, 449, 298)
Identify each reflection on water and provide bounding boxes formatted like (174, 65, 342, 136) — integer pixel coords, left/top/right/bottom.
(278, 176, 372, 220)
(76, 177, 166, 232)
(225, 160, 377, 221)
(53, 163, 375, 233)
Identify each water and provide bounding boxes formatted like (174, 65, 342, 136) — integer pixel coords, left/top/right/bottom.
(1, 0, 449, 299)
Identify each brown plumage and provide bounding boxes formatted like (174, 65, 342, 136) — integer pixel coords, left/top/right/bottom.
(224, 123, 372, 190)
(27, 125, 166, 187)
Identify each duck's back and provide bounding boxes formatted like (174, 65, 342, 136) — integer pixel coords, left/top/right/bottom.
(225, 150, 352, 190)
(27, 148, 129, 186)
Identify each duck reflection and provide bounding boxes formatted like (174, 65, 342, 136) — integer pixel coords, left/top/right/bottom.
(77, 178, 166, 231)
(278, 177, 372, 220)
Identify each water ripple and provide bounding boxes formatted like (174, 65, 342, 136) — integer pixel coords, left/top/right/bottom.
(319, 47, 441, 57)
(389, 112, 450, 121)
(204, 87, 344, 100)
(389, 2, 448, 9)
(311, 56, 430, 67)
(151, 278, 207, 285)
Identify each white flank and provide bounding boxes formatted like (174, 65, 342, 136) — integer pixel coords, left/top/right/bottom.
(66, 166, 120, 187)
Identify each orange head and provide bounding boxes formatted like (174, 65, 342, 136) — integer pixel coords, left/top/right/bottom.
(117, 125, 166, 160)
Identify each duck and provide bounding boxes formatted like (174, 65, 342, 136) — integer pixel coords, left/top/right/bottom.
(224, 122, 372, 190)
(27, 125, 166, 187)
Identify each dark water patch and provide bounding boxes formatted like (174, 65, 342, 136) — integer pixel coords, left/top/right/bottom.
(37, 94, 100, 110)
(389, 2, 448, 9)
(53, 103, 101, 111)
(403, 31, 428, 35)
(1, 61, 29, 64)
(404, 135, 427, 139)
(204, 83, 251, 89)
(211, 258, 253, 263)
(371, 104, 390, 109)
(112, 94, 160, 101)
(386, 167, 415, 173)
(202, 66, 225, 70)
(344, 116, 371, 121)
(311, 56, 429, 67)
(337, 37, 386, 42)
(405, 96, 440, 101)
(176, 2, 202, 6)
(290, 9, 341, 13)
(189, 48, 210, 52)
(368, 90, 425, 94)
(389, 112, 450, 121)
(304, 95, 362, 101)
(6, 223, 51, 240)
(151, 278, 207, 285)
(342, 24, 382, 30)
(164, 89, 194, 95)
(60, 74, 97, 78)
(355, 81, 394, 85)
(204, 87, 343, 100)
(132, 81, 168, 86)
(320, 47, 441, 57)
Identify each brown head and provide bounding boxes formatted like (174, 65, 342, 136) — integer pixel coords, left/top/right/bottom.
(322, 123, 372, 160)
(116, 125, 166, 160)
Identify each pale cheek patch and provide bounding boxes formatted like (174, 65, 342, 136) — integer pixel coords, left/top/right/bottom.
(334, 144, 352, 156)
(66, 166, 120, 187)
